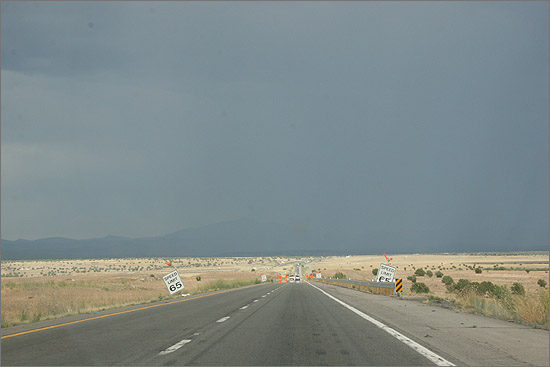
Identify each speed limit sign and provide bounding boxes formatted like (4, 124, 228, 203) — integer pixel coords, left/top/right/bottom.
(163, 270, 184, 295)
(376, 263, 396, 282)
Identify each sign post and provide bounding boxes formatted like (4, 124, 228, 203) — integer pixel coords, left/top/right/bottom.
(163, 269, 184, 295)
(376, 263, 397, 282)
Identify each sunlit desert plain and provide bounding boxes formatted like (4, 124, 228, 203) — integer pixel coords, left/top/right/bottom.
(2, 252, 548, 328)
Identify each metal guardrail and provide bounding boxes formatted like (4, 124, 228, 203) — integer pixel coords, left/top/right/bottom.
(313, 278, 397, 296)
(322, 279, 396, 288)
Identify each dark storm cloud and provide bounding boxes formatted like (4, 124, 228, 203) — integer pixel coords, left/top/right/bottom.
(1, 2, 548, 252)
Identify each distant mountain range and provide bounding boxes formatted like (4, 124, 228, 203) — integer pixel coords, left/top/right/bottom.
(1, 218, 342, 260)
(2, 218, 546, 260)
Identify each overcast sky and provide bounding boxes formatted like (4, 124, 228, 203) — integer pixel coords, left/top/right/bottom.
(1, 2, 548, 251)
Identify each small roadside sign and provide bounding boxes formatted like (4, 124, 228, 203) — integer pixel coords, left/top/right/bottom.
(163, 270, 184, 295)
(395, 278, 403, 293)
(316, 272, 322, 279)
(376, 263, 396, 282)
(261, 274, 267, 282)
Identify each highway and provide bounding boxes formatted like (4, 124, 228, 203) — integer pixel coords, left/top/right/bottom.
(2, 281, 547, 366)
(2, 282, 446, 366)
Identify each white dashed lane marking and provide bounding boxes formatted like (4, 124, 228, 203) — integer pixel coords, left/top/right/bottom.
(159, 286, 280, 358)
(159, 339, 191, 355)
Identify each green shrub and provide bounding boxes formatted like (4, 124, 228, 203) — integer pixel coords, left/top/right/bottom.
(447, 280, 511, 303)
(450, 279, 471, 293)
(475, 268, 482, 274)
(407, 275, 417, 283)
(538, 279, 547, 288)
(491, 284, 511, 301)
(372, 268, 378, 276)
(435, 271, 443, 278)
(32, 312, 42, 323)
(415, 268, 426, 276)
(411, 282, 430, 293)
(477, 281, 497, 296)
(511, 282, 525, 296)
(459, 281, 508, 300)
(334, 272, 346, 279)
(442, 275, 454, 286)
(426, 270, 433, 277)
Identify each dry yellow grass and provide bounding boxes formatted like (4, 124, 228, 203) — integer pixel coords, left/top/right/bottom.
(305, 252, 549, 327)
(0, 270, 269, 327)
(516, 288, 550, 325)
(1, 256, 298, 327)
(453, 287, 549, 327)
(1, 276, 162, 326)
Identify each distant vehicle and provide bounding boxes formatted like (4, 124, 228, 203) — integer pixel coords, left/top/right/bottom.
(295, 275, 300, 283)
(289, 275, 295, 282)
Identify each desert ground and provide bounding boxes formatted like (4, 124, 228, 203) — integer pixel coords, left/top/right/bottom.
(2, 252, 548, 327)
(302, 252, 549, 298)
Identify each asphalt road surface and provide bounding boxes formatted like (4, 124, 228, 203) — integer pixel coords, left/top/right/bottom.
(1, 281, 455, 366)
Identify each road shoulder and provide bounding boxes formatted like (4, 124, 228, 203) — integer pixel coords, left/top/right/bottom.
(312, 281, 549, 366)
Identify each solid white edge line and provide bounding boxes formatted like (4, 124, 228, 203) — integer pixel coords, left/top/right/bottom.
(158, 339, 191, 355)
(308, 282, 455, 367)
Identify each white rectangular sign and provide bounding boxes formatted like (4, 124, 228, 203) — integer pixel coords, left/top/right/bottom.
(376, 263, 396, 282)
(316, 272, 322, 279)
(261, 274, 267, 282)
(163, 270, 184, 295)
